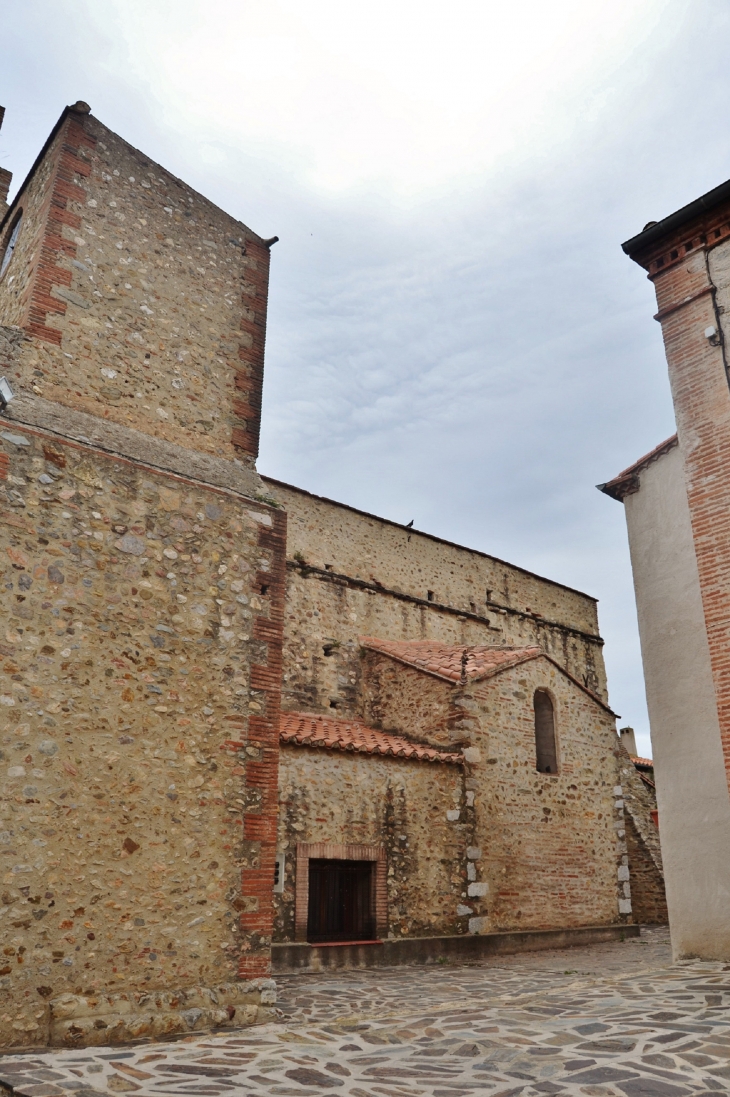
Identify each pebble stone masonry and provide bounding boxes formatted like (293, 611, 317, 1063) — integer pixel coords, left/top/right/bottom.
(0, 101, 285, 1045)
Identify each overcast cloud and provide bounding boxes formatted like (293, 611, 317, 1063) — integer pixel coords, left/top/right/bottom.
(3, 0, 729, 754)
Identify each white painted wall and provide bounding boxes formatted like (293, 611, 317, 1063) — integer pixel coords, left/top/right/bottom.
(624, 442, 730, 959)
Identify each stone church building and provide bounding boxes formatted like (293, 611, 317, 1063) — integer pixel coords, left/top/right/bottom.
(0, 101, 662, 1047)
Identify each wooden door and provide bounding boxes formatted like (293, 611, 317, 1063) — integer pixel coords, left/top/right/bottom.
(307, 859, 375, 942)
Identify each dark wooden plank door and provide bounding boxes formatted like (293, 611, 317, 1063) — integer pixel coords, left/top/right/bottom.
(307, 859, 375, 942)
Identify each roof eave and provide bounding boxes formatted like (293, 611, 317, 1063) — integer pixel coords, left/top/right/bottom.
(622, 177, 730, 259)
(598, 435, 679, 503)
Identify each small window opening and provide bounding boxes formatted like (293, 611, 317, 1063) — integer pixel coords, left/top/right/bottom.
(260, 583, 269, 595)
(670, 249, 679, 260)
(469, 601, 476, 613)
(273, 852, 285, 894)
(427, 590, 434, 602)
(655, 257, 664, 267)
(0, 212, 22, 278)
(716, 229, 722, 239)
(485, 589, 492, 602)
(329, 699, 338, 709)
(534, 689, 558, 774)
(685, 241, 693, 252)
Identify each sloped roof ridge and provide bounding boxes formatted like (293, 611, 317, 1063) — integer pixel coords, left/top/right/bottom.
(360, 637, 618, 716)
(0, 104, 265, 242)
(280, 711, 462, 765)
(360, 637, 542, 684)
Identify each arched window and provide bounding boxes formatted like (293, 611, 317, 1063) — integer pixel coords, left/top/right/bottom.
(0, 212, 22, 278)
(534, 689, 558, 774)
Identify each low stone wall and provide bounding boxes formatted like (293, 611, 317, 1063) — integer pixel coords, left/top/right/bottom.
(272, 924, 641, 973)
(47, 978, 276, 1047)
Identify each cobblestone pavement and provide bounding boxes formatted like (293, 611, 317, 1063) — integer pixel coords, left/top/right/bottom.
(3, 928, 730, 1097)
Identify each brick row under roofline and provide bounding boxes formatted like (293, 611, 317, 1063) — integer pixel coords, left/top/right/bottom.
(627, 195, 730, 797)
(623, 175, 730, 280)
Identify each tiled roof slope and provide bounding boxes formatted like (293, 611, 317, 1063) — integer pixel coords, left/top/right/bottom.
(280, 712, 462, 764)
(361, 638, 543, 683)
(630, 755, 654, 768)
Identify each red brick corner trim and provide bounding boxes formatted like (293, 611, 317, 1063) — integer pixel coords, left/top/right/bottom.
(25, 109, 97, 345)
(294, 842, 388, 943)
(236, 508, 287, 979)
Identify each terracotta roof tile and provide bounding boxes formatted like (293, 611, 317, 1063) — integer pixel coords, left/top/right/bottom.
(630, 754, 654, 767)
(361, 638, 543, 683)
(280, 711, 462, 764)
(360, 637, 618, 717)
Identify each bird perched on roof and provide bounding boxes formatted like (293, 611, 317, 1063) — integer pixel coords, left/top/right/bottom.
(405, 519, 414, 528)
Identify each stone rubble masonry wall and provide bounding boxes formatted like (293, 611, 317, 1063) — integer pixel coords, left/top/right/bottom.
(263, 478, 609, 716)
(355, 652, 625, 934)
(623, 815, 667, 925)
(618, 745, 665, 883)
(0, 105, 272, 463)
(0, 420, 284, 1047)
(358, 653, 458, 745)
(275, 746, 469, 942)
(629, 219, 730, 799)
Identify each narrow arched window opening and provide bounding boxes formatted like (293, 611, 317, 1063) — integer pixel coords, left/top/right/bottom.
(0, 212, 22, 278)
(534, 689, 558, 774)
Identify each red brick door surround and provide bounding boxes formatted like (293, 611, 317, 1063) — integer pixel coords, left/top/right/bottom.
(294, 842, 387, 943)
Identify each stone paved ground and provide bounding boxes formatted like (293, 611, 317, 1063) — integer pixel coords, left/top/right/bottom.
(3, 927, 730, 1097)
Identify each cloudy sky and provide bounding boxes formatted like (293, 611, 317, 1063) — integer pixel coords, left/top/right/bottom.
(3, 0, 729, 754)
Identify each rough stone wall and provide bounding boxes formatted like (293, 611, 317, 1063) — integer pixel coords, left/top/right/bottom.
(358, 652, 457, 745)
(619, 749, 663, 874)
(263, 478, 608, 716)
(0, 106, 271, 463)
(624, 815, 668, 925)
(359, 652, 623, 934)
(467, 660, 623, 931)
(0, 421, 284, 1046)
(618, 748, 667, 925)
(275, 745, 468, 941)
